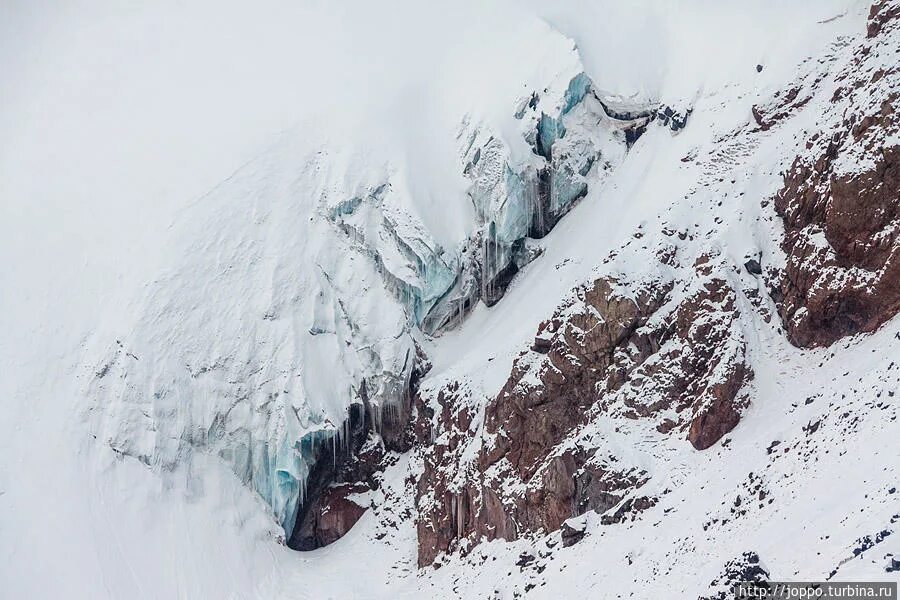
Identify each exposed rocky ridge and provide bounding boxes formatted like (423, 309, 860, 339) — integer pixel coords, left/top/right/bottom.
(281, 2, 900, 592)
(770, 0, 900, 347)
(286, 2, 900, 564)
(236, 0, 897, 563)
(414, 249, 753, 566)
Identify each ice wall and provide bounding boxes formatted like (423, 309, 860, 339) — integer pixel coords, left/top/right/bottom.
(84, 142, 418, 539)
(325, 184, 459, 326)
(423, 71, 645, 330)
(326, 69, 635, 336)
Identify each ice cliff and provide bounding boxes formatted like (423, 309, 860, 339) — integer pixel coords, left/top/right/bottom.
(84, 56, 653, 538)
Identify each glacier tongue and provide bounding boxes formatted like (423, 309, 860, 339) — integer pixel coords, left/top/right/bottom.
(85, 65, 651, 539)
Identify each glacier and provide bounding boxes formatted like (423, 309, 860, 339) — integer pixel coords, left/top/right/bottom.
(3, 0, 889, 598)
(82, 63, 650, 540)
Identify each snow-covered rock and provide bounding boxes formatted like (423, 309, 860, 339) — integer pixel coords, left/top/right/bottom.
(2, 1, 898, 599)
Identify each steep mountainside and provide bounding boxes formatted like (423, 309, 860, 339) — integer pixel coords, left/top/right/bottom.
(1, 1, 897, 598)
(279, 2, 900, 596)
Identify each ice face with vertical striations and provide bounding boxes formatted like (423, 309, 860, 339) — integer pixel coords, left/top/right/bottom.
(83, 140, 422, 538)
(325, 183, 459, 327)
(430, 69, 645, 319)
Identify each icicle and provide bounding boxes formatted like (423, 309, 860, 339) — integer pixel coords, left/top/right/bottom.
(343, 417, 349, 456)
(450, 493, 457, 539)
(376, 401, 383, 435)
(456, 492, 464, 540)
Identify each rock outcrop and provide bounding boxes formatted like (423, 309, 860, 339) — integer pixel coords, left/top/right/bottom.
(415, 253, 752, 565)
(772, 0, 900, 347)
(291, 2, 900, 565)
(701, 552, 770, 600)
(293, 482, 369, 549)
(287, 400, 376, 550)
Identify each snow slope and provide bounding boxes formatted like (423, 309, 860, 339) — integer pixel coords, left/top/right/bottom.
(1, 0, 897, 598)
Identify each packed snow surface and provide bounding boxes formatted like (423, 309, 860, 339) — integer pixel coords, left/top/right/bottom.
(1, 0, 895, 598)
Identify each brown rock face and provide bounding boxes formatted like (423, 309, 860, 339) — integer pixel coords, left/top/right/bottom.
(482, 278, 669, 480)
(773, 1, 900, 348)
(752, 87, 812, 132)
(868, 0, 900, 38)
(688, 389, 744, 451)
(289, 426, 383, 550)
(296, 483, 369, 548)
(415, 258, 752, 566)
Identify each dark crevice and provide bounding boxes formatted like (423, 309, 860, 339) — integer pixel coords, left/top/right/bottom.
(287, 394, 371, 551)
(528, 167, 555, 239)
(288, 348, 429, 551)
(483, 254, 521, 307)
